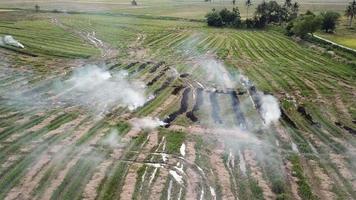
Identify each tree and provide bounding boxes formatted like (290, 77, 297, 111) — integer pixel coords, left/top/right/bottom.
(205, 7, 241, 28)
(292, 14, 322, 38)
(255, 0, 268, 26)
(245, 18, 254, 28)
(233, 0, 236, 5)
(345, 0, 356, 27)
(232, 7, 242, 27)
(35, 4, 40, 12)
(290, 2, 299, 20)
(253, 15, 267, 28)
(131, 0, 137, 6)
(245, 0, 252, 19)
(219, 8, 238, 25)
(284, 0, 292, 9)
(320, 11, 340, 33)
(206, 9, 223, 27)
(255, 1, 284, 24)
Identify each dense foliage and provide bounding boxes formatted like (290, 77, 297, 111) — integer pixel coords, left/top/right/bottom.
(206, 8, 241, 27)
(320, 11, 340, 33)
(287, 10, 341, 37)
(345, 0, 356, 27)
(291, 14, 322, 38)
(205, 0, 344, 39)
(205, 0, 298, 29)
(206, 10, 223, 27)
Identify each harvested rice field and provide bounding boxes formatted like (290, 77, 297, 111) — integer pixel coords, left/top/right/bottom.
(0, 1, 355, 200)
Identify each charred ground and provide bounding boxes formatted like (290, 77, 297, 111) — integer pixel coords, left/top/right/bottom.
(0, 7, 355, 200)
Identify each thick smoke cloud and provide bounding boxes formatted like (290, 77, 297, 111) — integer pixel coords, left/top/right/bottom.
(130, 117, 166, 130)
(0, 35, 24, 48)
(3, 64, 149, 116)
(59, 65, 148, 113)
(240, 74, 281, 126)
(259, 94, 281, 126)
(196, 58, 236, 89)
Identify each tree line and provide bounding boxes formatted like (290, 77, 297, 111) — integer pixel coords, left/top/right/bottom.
(205, 0, 356, 38)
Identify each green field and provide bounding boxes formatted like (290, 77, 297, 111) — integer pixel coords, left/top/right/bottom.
(0, 1, 355, 200)
(316, 17, 356, 49)
(0, 0, 350, 19)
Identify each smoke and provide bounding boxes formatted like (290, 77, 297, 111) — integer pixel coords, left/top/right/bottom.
(259, 94, 281, 126)
(196, 58, 236, 89)
(130, 117, 166, 130)
(179, 35, 236, 90)
(59, 64, 148, 113)
(2, 64, 149, 116)
(101, 129, 124, 148)
(193, 56, 237, 89)
(239, 74, 281, 126)
(0, 35, 24, 48)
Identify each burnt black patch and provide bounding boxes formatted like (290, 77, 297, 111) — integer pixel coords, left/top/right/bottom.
(247, 86, 261, 111)
(186, 112, 198, 122)
(109, 63, 121, 70)
(164, 88, 191, 127)
(230, 91, 247, 128)
(149, 61, 165, 73)
(171, 85, 184, 95)
(136, 63, 148, 73)
(209, 92, 223, 124)
(343, 126, 356, 135)
(297, 106, 320, 127)
(281, 109, 298, 129)
(180, 73, 189, 78)
(124, 62, 139, 70)
(147, 72, 165, 86)
(153, 77, 174, 95)
(186, 88, 204, 122)
(237, 90, 246, 95)
(335, 122, 356, 135)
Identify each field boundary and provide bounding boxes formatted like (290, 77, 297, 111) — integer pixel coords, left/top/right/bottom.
(310, 34, 356, 55)
(0, 7, 205, 23)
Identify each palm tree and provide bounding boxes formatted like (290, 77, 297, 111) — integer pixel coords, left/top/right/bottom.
(291, 2, 299, 18)
(345, 0, 356, 27)
(245, 0, 252, 19)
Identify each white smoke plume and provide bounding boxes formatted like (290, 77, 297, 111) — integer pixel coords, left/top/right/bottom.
(2, 64, 149, 116)
(239, 74, 281, 126)
(59, 64, 147, 113)
(64, 65, 147, 111)
(0, 35, 24, 48)
(130, 117, 166, 130)
(101, 129, 124, 148)
(259, 94, 281, 126)
(195, 57, 236, 89)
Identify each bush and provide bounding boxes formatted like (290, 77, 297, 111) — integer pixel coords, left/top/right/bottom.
(206, 10, 223, 27)
(285, 21, 294, 36)
(220, 8, 236, 25)
(245, 18, 254, 28)
(291, 14, 322, 38)
(206, 7, 241, 27)
(232, 7, 242, 27)
(253, 16, 267, 28)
